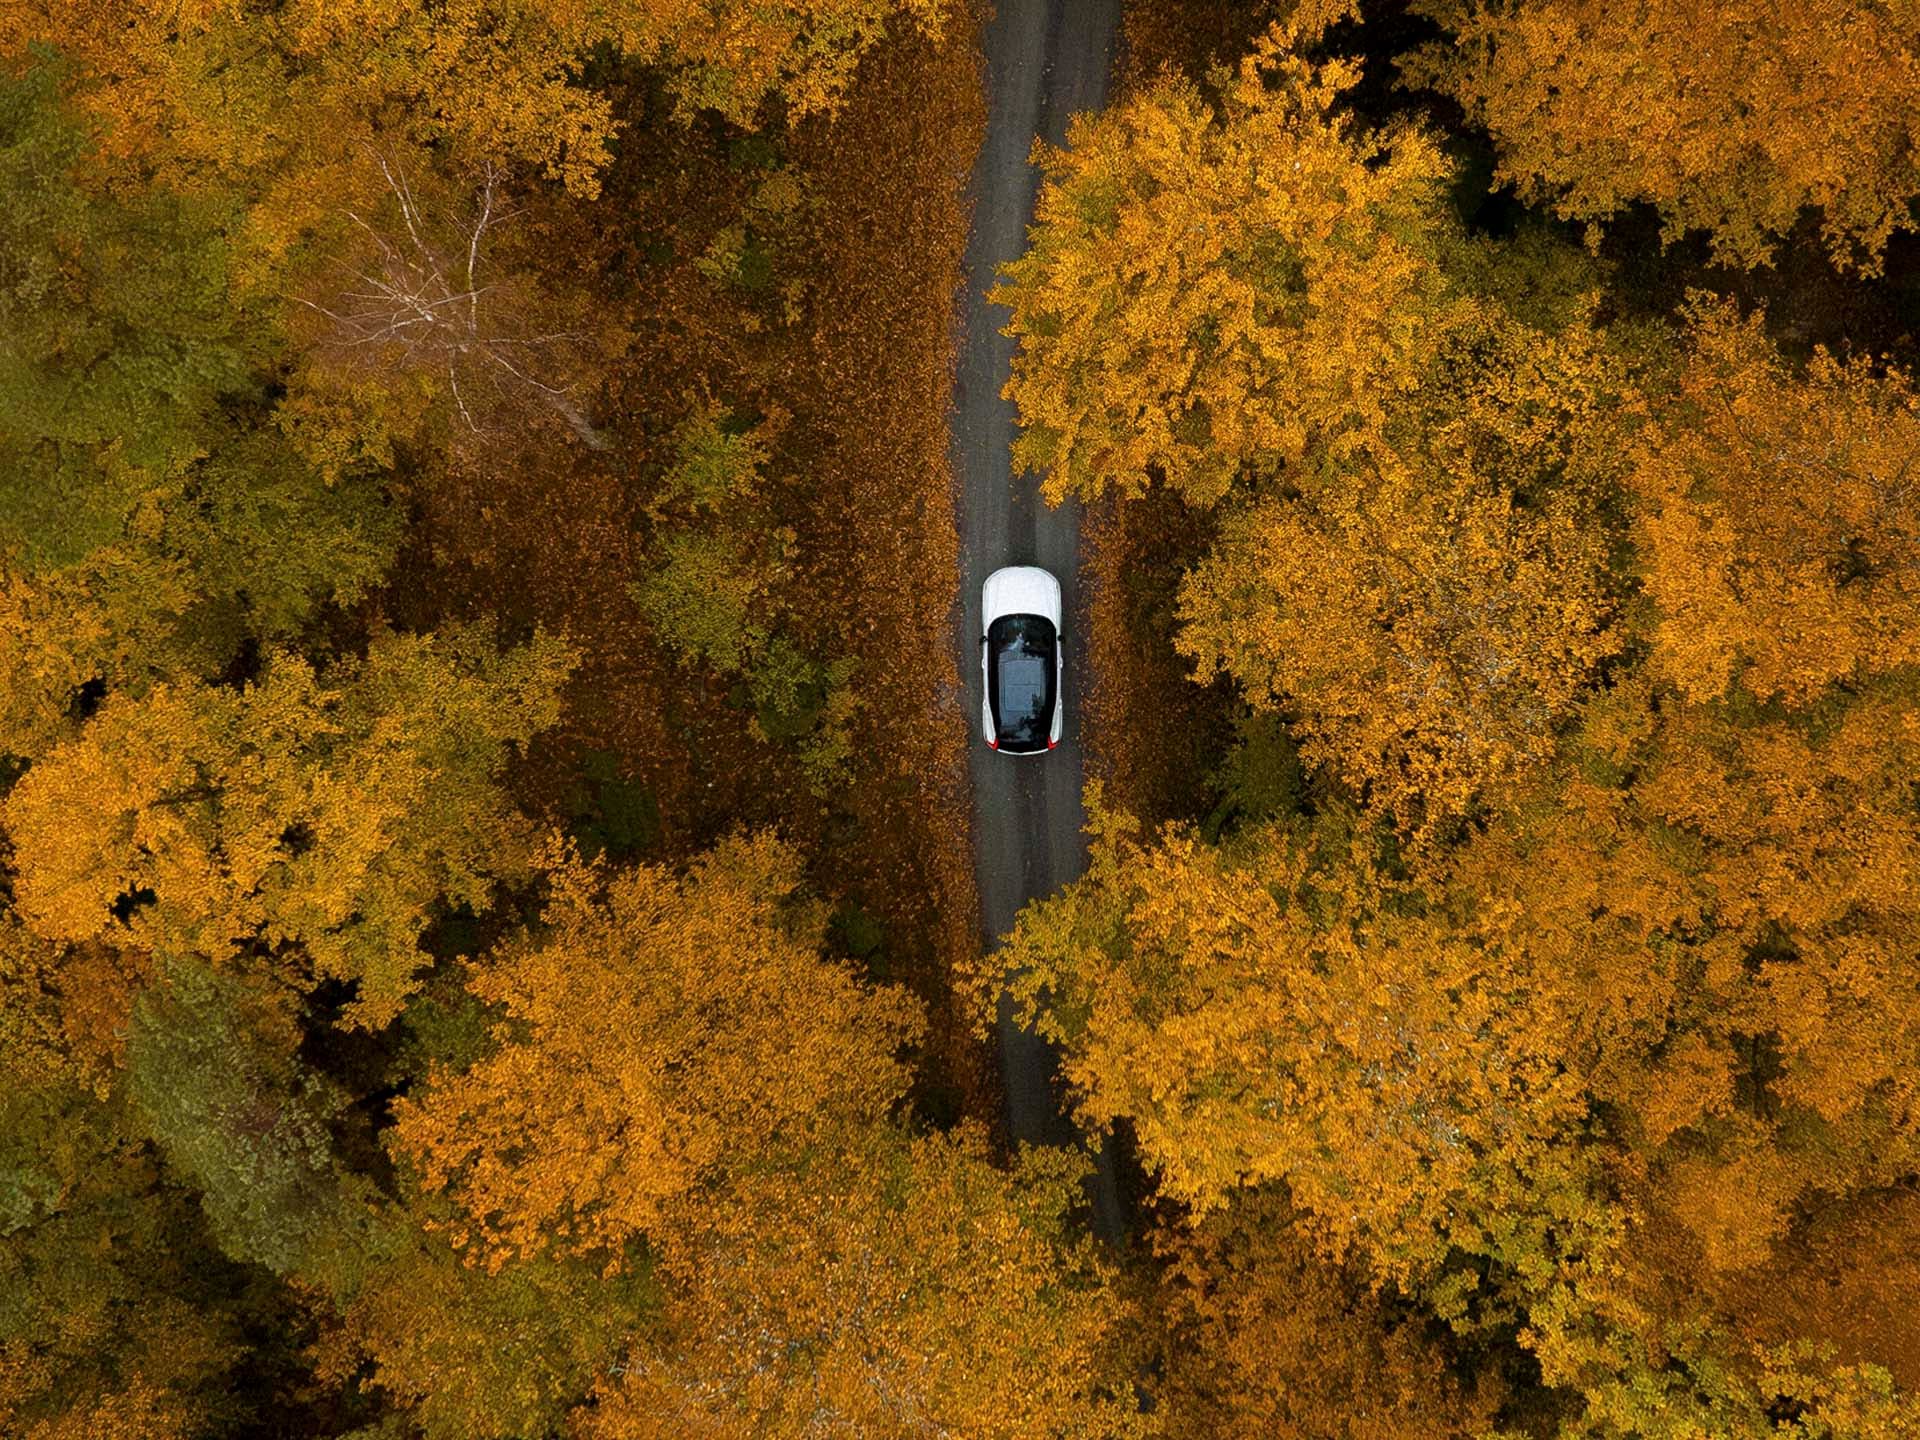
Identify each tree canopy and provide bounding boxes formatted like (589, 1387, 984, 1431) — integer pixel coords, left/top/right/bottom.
(1409, 0, 1920, 271)
(390, 831, 922, 1265)
(3, 627, 573, 1027)
(7, 4, 1920, 1436)
(994, 32, 1452, 506)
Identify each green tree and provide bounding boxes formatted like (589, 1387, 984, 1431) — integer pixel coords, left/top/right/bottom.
(0, 919, 256, 1438)
(0, 53, 244, 572)
(126, 959, 393, 1296)
(334, 1223, 656, 1440)
(0, 55, 399, 762)
(632, 403, 789, 674)
(632, 403, 859, 793)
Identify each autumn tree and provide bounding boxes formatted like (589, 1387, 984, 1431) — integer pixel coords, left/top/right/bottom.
(1408, 0, 1920, 271)
(574, 1126, 1151, 1440)
(377, 835, 1160, 1438)
(1713, 1187, 1920, 1392)
(1512, 1218, 1920, 1440)
(1152, 1188, 1497, 1440)
(2, 626, 573, 1027)
(1427, 290, 1920, 1271)
(1453, 669, 1920, 1278)
(997, 25, 1639, 825)
(996, 735, 1920, 1429)
(331, 1220, 655, 1440)
(389, 831, 922, 1266)
(1630, 299, 1920, 704)
(988, 788, 1589, 1285)
(993, 26, 1453, 505)
(0, 56, 399, 761)
(4, 0, 953, 216)
(0, 901, 655, 1440)
(1176, 299, 1629, 823)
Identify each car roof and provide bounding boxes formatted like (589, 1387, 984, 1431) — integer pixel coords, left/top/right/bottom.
(987, 614, 1056, 751)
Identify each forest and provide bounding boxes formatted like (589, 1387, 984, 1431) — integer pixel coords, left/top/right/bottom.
(1, 1, 1917, 1437)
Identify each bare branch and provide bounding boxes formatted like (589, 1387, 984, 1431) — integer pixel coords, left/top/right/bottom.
(303, 149, 611, 453)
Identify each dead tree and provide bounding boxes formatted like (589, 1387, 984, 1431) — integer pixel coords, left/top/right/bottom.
(301, 152, 611, 452)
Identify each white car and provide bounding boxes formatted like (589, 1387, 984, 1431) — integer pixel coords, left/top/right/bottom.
(981, 565, 1064, 754)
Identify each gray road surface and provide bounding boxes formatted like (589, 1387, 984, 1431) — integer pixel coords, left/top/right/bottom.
(950, 0, 1124, 1238)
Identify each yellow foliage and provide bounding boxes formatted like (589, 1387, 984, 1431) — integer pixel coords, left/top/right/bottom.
(0, 544, 202, 761)
(994, 25, 1452, 505)
(575, 1127, 1151, 1440)
(1458, 671, 1920, 1271)
(1177, 301, 1627, 823)
(1412, 0, 1920, 271)
(1, 627, 573, 1026)
(390, 833, 924, 1266)
(997, 791, 1587, 1285)
(5, 0, 951, 220)
(1632, 300, 1920, 705)
(1154, 1189, 1498, 1440)
(14, 1378, 192, 1440)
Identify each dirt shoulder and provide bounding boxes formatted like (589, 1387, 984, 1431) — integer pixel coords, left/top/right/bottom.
(391, 16, 992, 1118)
(784, 13, 991, 1116)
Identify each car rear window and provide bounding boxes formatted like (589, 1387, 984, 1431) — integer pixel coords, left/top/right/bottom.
(988, 614, 1056, 750)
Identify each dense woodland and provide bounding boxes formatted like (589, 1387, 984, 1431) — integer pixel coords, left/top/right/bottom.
(2, 2, 1919, 1438)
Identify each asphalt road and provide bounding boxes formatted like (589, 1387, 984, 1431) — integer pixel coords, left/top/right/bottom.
(951, 0, 1124, 1238)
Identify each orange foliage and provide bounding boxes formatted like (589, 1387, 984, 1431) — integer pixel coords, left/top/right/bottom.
(1716, 1187, 1920, 1389)
(993, 790, 1587, 1283)
(1176, 301, 1627, 822)
(1412, 0, 1920, 270)
(0, 917, 149, 1090)
(1463, 670, 1920, 1272)
(1631, 300, 1920, 704)
(994, 26, 1451, 505)
(1154, 1189, 1497, 1440)
(1, 627, 572, 1026)
(4, 0, 951, 219)
(390, 833, 923, 1267)
(574, 1127, 1150, 1440)
(11, 1378, 192, 1440)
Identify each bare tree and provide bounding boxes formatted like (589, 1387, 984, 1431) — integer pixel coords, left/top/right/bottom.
(301, 152, 611, 451)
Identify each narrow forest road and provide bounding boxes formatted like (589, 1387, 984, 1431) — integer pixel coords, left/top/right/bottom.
(952, 0, 1124, 1239)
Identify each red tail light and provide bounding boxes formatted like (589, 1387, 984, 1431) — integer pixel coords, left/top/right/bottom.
(1047, 739, 1057, 750)
(988, 738, 998, 750)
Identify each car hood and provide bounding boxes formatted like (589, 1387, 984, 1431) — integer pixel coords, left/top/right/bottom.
(982, 566, 1061, 628)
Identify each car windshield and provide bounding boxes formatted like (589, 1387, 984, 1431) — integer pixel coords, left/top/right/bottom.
(988, 614, 1056, 751)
